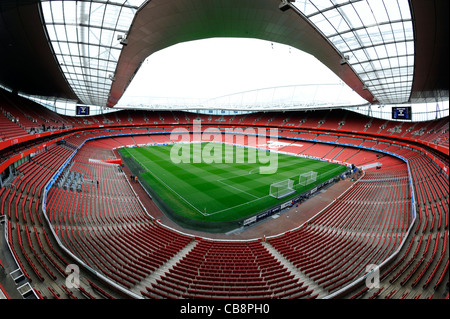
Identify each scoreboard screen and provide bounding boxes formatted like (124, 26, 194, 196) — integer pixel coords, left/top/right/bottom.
(392, 106, 412, 120)
(76, 105, 90, 116)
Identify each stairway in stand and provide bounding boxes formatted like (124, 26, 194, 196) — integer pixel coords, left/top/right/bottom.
(262, 241, 328, 298)
(131, 239, 199, 296)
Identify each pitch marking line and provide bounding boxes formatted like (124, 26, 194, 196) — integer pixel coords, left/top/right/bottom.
(127, 147, 345, 218)
(216, 178, 260, 200)
(129, 151, 208, 217)
(206, 194, 272, 216)
(131, 148, 270, 217)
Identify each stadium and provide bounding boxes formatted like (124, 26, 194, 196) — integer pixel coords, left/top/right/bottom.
(0, 0, 448, 307)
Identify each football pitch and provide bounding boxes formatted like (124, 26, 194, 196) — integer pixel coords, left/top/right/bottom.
(119, 143, 347, 227)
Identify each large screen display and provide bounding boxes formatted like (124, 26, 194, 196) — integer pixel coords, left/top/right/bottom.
(392, 106, 412, 120)
(76, 105, 90, 116)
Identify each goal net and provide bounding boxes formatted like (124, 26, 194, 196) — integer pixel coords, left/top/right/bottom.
(270, 179, 295, 199)
(299, 171, 318, 186)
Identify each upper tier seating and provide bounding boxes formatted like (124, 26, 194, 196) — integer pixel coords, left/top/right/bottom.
(1, 89, 448, 151)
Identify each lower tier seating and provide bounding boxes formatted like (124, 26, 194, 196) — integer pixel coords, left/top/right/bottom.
(0, 124, 448, 299)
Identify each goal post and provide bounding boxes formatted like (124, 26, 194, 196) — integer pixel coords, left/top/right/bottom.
(270, 179, 295, 199)
(299, 171, 318, 186)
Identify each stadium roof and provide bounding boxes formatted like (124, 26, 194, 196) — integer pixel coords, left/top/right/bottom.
(0, 0, 448, 109)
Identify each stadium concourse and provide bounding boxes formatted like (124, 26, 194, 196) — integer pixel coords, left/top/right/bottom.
(0, 90, 448, 300)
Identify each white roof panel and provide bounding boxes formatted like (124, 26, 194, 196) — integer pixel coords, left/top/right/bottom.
(40, 0, 146, 106)
(292, 0, 415, 104)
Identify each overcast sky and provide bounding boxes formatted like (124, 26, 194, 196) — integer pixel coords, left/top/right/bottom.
(120, 38, 344, 101)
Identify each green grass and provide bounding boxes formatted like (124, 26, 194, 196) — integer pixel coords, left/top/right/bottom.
(119, 143, 347, 224)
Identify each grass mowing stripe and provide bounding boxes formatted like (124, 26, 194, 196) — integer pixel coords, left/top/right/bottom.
(128, 145, 250, 215)
(129, 148, 207, 216)
(216, 178, 261, 200)
(121, 143, 348, 223)
(129, 146, 248, 214)
(206, 194, 273, 216)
